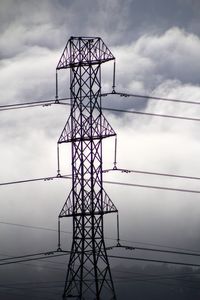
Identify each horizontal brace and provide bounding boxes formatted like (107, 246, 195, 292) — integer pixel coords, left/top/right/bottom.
(59, 210, 118, 218)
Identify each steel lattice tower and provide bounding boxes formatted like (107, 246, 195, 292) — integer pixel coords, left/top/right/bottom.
(57, 37, 118, 299)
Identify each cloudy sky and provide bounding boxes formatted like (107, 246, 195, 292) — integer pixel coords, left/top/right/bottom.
(1, 0, 200, 299)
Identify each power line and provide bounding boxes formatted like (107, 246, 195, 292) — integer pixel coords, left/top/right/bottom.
(117, 238, 200, 254)
(104, 167, 200, 181)
(0, 97, 71, 111)
(0, 251, 58, 262)
(103, 179, 200, 194)
(108, 255, 200, 268)
(0, 87, 199, 123)
(1, 173, 200, 194)
(102, 106, 200, 122)
(1, 272, 199, 288)
(109, 244, 200, 258)
(2, 245, 200, 268)
(2, 94, 200, 123)
(0, 220, 62, 234)
(0, 252, 69, 266)
(0, 244, 200, 288)
(0, 221, 58, 232)
(0, 175, 71, 186)
(1, 264, 200, 295)
(2, 90, 200, 111)
(1, 250, 200, 269)
(3, 251, 200, 269)
(60, 175, 200, 194)
(0, 277, 199, 294)
(0, 251, 67, 272)
(2, 219, 200, 255)
(4, 270, 200, 287)
(59, 101, 200, 122)
(1, 276, 200, 298)
(0, 176, 55, 186)
(103, 91, 200, 106)
(0, 103, 52, 112)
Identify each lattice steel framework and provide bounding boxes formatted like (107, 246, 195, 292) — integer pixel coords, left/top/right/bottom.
(57, 37, 118, 299)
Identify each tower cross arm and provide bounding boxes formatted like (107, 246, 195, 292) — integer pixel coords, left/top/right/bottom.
(57, 37, 115, 69)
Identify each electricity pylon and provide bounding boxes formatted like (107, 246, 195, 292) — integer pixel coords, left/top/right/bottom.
(57, 36, 117, 299)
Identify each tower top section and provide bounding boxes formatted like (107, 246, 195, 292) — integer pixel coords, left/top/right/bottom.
(57, 36, 115, 70)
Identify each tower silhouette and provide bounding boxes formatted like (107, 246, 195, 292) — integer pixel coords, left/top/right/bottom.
(57, 36, 117, 299)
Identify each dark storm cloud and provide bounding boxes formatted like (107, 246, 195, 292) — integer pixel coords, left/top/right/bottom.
(1, 1, 200, 299)
(1, 0, 200, 59)
(1, 0, 200, 105)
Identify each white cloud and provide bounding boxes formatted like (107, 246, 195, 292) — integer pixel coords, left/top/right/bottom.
(113, 27, 200, 94)
(2, 1, 200, 297)
(1, 28, 200, 246)
(1, 21, 200, 296)
(0, 47, 61, 102)
(100, 28, 200, 248)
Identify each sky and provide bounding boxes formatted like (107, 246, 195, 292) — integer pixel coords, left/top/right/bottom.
(1, 0, 200, 299)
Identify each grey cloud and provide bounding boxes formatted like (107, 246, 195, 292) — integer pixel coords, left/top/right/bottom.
(104, 28, 200, 114)
(1, 1, 200, 299)
(2, 0, 199, 58)
(115, 27, 200, 89)
(0, 47, 61, 102)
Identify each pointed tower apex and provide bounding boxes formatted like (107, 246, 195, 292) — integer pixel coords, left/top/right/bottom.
(57, 36, 115, 69)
